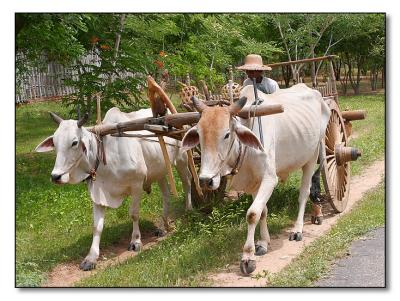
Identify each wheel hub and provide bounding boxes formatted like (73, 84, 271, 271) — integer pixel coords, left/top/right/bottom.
(335, 144, 361, 166)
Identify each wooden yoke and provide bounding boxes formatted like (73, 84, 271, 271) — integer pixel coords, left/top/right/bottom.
(147, 76, 203, 198)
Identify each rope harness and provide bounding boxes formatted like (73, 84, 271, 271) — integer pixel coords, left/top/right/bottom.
(85, 127, 107, 182)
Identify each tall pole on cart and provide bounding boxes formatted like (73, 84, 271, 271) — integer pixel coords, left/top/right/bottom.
(228, 65, 234, 103)
(147, 76, 203, 199)
(328, 56, 339, 103)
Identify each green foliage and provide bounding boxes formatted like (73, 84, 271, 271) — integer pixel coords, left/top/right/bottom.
(16, 13, 284, 111)
(16, 14, 88, 65)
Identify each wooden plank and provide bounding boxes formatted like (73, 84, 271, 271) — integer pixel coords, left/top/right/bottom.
(268, 55, 338, 68)
(341, 110, 366, 121)
(266, 55, 339, 68)
(147, 75, 177, 114)
(87, 116, 153, 136)
(329, 60, 339, 102)
(238, 103, 284, 119)
(187, 150, 203, 198)
(96, 94, 101, 125)
(158, 135, 178, 198)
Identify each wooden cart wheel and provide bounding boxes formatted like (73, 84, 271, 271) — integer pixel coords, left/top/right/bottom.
(321, 101, 351, 213)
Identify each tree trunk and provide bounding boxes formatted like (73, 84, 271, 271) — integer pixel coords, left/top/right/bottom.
(339, 63, 349, 95)
(370, 66, 378, 91)
(347, 53, 362, 95)
(333, 59, 342, 81)
(110, 14, 125, 77)
(354, 58, 362, 95)
(282, 65, 292, 88)
(311, 52, 317, 88)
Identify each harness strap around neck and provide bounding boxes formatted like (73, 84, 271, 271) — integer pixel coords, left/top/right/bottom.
(86, 133, 106, 182)
(229, 139, 243, 176)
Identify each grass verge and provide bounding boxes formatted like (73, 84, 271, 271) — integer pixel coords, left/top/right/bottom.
(263, 181, 385, 287)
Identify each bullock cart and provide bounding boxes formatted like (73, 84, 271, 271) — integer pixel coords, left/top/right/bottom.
(89, 55, 365, 218)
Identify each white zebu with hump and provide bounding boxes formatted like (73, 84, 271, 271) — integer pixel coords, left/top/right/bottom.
(181, 83, 330, 274)
(35, 107, 192, 271)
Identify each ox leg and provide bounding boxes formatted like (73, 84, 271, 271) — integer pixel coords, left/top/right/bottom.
(255, 206, 270, 256)
(241, 177, 277, 275)
(128, 190, 143, 252)
(80, 204, 105, 271)
(289, 159, 316, 242)
(176, 154, 193, 211)
(155, 177, 174, 237)
(310, 166, 324, 225)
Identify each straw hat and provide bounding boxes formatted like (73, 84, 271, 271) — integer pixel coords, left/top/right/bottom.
(237, 54, 272, 71)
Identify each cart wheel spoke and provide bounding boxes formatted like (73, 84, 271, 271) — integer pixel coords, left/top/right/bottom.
(322, 102, 351, 213)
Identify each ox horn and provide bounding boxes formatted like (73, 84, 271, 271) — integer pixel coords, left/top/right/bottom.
(191, 96, 208, 113)
(228, 96, 247, 115)
(77, 112, 89, 128)
(49, 112, 64, 124)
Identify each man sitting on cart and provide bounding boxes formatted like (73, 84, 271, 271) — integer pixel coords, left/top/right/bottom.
(237, 54, 279, 94)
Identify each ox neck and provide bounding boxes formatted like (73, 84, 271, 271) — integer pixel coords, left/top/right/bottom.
(221, 134, 243, 177)
(80, 128, 102, 179)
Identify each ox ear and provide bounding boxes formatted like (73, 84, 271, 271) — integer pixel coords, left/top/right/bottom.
(181, 126, 199, 152)
(234, 122, 264, 151)
(35, 136, 55, 152)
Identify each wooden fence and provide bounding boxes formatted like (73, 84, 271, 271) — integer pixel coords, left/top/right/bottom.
(16, 52, 143, 104)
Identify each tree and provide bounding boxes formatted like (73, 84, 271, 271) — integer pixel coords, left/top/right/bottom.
(331, 14, 385, 95)
(16, 14, 88, 98)
(270, 14, 336, 86)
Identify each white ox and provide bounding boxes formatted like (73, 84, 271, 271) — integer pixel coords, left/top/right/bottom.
(35, 107, 192, 271)
(181, 84, 330, 274)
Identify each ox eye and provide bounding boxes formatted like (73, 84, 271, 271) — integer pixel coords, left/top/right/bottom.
(224, 132, 230, 139)
(71, 140, 78, 147)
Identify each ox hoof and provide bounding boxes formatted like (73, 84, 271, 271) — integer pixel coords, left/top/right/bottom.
(79, 260, 96, 271)
(255, 244, 268, 256)
(289, 232, 303, 241)
(240, 259, 256, 275)
(311, 216, 323, 225)
(128, 242, 142, 252)
(154, 228, 167, 237)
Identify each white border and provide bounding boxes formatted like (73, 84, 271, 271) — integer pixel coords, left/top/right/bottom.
(2, 1, 399, 300)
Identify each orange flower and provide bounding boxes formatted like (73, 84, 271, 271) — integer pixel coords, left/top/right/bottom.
(154, 60, 164, 69)
(100, 44, 111, 50)
(159, 51, 166, 57)
(90, 36, 99, 45)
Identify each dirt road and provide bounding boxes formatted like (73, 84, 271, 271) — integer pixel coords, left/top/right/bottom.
(208, 160, 384, 287)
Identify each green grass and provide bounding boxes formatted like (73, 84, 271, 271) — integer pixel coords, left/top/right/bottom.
(15, 94, 384, 287)
(264, 181, 385, 287)
(340, 94, 385, 175)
